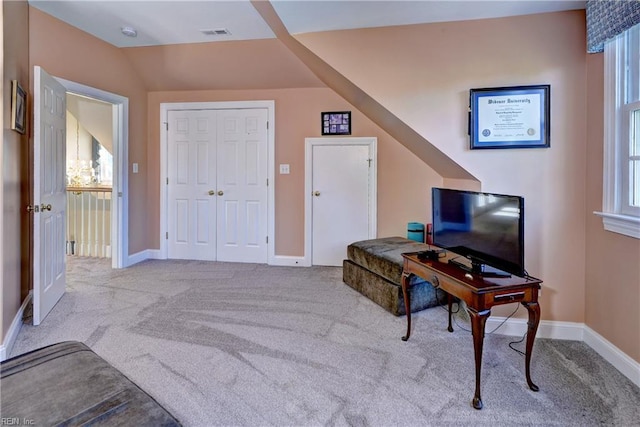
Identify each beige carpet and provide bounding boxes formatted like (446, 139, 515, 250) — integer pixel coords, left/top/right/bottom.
(9, 257, 640, 426)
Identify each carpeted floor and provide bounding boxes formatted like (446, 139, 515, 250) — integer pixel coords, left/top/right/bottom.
(9, 257, 640, 426)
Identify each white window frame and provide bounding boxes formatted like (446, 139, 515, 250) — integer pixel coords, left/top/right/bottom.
(595, 25, 640, 239)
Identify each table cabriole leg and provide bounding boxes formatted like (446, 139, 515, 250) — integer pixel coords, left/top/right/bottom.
(522, 301, 541, 392)
(447, 293, 454, 332)
(401, 271, 412, 341)
(468, 307, 490, 410)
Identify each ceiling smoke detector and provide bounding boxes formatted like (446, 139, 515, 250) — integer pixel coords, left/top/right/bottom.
(200, 28, 232, 36)
(121, 26, 138, 38)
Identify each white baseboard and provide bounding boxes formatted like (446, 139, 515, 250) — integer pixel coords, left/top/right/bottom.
(487, 316, 639, 388)
(0, 291, 32, 362)
(269, 255, 308, 267)
(127, 249, 163, 266)
(583, 325, 640, 388)
(129, 251, 308, 267)
(486, 317, 585, 341)
(146, 249, 163, 260)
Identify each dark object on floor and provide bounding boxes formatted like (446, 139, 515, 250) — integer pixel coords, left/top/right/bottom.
(0, 341, 181, 426)
(343, 236, 444, 316)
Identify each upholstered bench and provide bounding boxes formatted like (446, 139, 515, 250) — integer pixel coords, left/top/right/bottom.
(343, 236, 444, 316)
(1, 341, 181, 425)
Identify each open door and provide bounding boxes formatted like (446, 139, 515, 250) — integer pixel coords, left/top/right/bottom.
(32, 66, 67, 325)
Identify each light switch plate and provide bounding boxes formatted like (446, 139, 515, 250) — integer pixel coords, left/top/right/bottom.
(279, 164, 290, 174)
(133, 163, 139, 173)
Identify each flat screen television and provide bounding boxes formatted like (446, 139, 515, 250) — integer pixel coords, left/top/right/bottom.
(431, 187, 525, 277)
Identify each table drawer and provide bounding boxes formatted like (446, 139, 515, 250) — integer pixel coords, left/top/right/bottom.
(493, 291, 526, 303)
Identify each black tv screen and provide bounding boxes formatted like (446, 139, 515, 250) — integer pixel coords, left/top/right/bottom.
(432, 188, 525, 277)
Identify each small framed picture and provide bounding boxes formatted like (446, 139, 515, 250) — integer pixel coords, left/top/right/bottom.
(11, 80, 27, 134)
(321, 111, 351, 135)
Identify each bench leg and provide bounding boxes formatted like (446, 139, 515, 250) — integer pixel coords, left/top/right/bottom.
(401, 271, 412, 341)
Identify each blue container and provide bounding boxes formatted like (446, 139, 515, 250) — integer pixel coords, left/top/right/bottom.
(407, 222, 425, 243)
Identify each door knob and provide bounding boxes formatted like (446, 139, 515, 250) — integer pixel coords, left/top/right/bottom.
(218, 190, 224, 196)
(208, 190, 215, 196)
(40, 204, 52, 211)
(27, 205, 40, 213)
(314, 191, 321, 197)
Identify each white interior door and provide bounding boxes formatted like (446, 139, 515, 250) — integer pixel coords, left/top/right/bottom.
(165, 107, 268, 263)
(216, 109, 268, 263)
(167, 110, 218, 260)
(307, 138, 377, 266)
(33, 66, 67, 325)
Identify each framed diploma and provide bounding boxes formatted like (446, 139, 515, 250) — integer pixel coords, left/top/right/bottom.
(469, 85, 550, 149)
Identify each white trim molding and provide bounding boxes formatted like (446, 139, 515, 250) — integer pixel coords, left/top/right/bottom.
(270, 255, 307, 267)
(0, 291, 32, 362)
(488, 316, 640, 388)
(584, 325, 640, 387)
(594, 211, 640, 239)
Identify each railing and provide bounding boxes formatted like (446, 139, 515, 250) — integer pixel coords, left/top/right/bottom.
(66, 186, 112, 258)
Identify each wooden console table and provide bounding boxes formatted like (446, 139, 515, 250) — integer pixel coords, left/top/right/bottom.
(401, 252, 542, 409)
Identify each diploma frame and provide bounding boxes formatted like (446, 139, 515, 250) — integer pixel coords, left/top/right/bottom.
(469, 85, 550, 149)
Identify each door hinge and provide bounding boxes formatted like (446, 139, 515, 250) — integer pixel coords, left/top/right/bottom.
(166, 232, 168, 240)
(167, 177, 169, 185)
(164, 122, 168, 131)
(266, 121, 269, 130)
(266, 178, 269, 186)
(266, 236, 268, 244)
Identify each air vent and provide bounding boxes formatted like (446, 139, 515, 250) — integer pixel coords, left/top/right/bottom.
(200, 28, 232, 36)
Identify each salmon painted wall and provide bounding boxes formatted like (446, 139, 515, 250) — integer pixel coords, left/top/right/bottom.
(295, 11, 588, 323)
(2, 1, 29, 343)
(585, 53, 640, 363)
(29, 7, 149, 255)
(147, 88, 442, 255)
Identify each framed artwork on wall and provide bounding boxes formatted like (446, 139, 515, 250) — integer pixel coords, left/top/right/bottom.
(321, 111, 351, 135)
(11, 80, 27, 134)
(469, 84, 550, 149)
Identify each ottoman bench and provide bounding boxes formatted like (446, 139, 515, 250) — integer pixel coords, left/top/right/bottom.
(343, 236, 444, 316)
(1, 341, 181, 425)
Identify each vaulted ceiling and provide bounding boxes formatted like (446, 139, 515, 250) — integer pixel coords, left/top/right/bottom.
(29, 0, 586, 48)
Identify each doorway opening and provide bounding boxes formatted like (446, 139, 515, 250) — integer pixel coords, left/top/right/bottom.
(65, 93, 113, 259)
(57, 78, 129, 269)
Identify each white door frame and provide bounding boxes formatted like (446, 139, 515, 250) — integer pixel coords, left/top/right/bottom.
(304, 137, 377, 266)
(55, 77, 128, 269)
(159, 101, 275, 264)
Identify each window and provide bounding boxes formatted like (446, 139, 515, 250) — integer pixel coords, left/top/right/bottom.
(596, 23, 640, 238)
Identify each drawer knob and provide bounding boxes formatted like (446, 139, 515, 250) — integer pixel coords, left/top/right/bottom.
(431, 275, 440, 288)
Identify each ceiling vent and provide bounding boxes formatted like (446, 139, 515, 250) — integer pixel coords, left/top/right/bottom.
(200, 28, 232, 36)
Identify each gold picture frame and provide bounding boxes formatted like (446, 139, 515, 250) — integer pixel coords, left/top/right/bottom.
(11, 80, 27, 134)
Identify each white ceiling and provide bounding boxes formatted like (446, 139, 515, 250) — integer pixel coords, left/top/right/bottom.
(28, 0, 586, 48)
